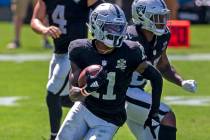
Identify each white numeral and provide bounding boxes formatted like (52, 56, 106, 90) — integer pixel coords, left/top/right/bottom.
(90, 72, 117, 100)
(102, 72, 116, 100)
(52, 5, 67, 34)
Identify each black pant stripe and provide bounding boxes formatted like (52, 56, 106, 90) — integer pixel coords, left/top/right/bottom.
(56, 71, 70, 95)
(126, 96, 168, 116)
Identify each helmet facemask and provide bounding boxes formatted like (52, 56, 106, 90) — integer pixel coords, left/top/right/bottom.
(143, 10, 170, 36)
(102, 22, 127, 48)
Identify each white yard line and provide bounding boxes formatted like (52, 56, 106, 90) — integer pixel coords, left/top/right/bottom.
(0, 54, 51, 62)
(1, 96, 209, 106)
(169, 54, 210, 61)
(1, 53, 210, 62)
(163, 96, 210, 106)
(0, 96, 28, 106)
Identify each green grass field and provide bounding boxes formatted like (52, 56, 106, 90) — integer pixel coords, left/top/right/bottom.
(0, 22, 210, 140)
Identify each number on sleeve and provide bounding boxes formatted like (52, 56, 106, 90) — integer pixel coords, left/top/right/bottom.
(52, 5, 67, 34)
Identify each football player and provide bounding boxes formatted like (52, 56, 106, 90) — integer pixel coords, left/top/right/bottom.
(125, 0, 197, 140)
(56, 3, 163, 140)
(30, 0, 103, 139)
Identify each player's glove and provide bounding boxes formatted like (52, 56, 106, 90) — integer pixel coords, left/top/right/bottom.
(181, 80, 197, 93)
(84, 68, 107, 93)
(144, 111, 160, 139)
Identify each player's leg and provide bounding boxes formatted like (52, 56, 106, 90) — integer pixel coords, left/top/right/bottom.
(56, 102, 88, 140)
(46, 53, 72, 140)
(158, 111, 176, 140)
(61, 95, 74, 107)
(84, 107, 119, 140)
(7, 0, 30, 48)
(126, 119, 145, 140)
(126, 87, 176, 140)
(127, 112, 176, 140)
(84, 126, 118, 140)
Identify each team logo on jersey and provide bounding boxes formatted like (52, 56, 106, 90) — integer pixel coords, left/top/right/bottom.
(116, 59, 127, 71)
(102, 60, 107, 66)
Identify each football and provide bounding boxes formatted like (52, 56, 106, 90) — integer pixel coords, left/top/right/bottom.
(78, 64, 102, 88)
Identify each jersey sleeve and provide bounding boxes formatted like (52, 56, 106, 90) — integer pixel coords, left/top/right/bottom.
(68, 40, 84, 68)
(165, 27, 171, 48)
(77, 0, 87, 8)
(130, 42, 147, 70)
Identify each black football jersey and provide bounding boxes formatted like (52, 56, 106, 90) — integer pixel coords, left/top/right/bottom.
(127, 25, 171, 89)
(69, 39, 146, 126)
(43, 0, 98, 54)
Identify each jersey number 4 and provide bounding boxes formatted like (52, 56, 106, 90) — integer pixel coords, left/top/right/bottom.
(52, 5, 67, 34)
(91, 72, 117, 100)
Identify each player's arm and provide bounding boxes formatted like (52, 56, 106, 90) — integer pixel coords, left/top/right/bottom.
(69, 62, 87, 102)
(157, 49, 183, 86)
(30, 0, 61, 39)
(136, 61, 163, 115)
(136, 61, 163, 139)
(157, 50, 197, 93)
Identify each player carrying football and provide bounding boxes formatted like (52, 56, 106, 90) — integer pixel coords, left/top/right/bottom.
(55, 3, 163, 140)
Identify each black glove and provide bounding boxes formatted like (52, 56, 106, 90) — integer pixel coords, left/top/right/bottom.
(144, 111, 160, 139)
(84, 67, 107, 93)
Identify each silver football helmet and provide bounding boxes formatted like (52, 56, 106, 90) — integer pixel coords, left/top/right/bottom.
(88, 3, 127, 48)
(132, 0, 170, 36)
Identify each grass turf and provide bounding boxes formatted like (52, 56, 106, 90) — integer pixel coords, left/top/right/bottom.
(0, 61, 210, 140)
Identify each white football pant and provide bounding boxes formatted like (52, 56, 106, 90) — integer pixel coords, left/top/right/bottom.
(56, 102, 119, 140)
(126, 87, 171, 140)
(47, 53, 71, 96)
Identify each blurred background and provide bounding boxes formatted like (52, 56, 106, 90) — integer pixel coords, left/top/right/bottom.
(0, 0, 210, 140)
(1, 0, 210, 24)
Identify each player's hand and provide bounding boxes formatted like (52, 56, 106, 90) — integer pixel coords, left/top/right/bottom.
(181, 80, 197, 93)
(144, 111, 160, 139)
(84, 68, 107, 93)
(42, 26, 62, 39)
